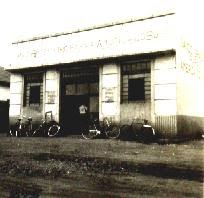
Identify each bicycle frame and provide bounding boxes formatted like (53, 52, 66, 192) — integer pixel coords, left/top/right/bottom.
(8, 117, 26, 137)
(33, 111, 60, 137)
(82, 117, 120, 139)
(120, 118, 156, 142)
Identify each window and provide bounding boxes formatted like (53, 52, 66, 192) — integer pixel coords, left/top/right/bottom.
(128, 78, 145, 101)
(121, 61, 151, 103)
(29, 85, 40, 104)
(24, 73, 43, 106)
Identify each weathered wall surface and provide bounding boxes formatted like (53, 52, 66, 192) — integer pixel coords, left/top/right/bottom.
(0, 86, 9, 101)
(9, 74, 23, 124)
(176, 1, 204, 137)
(176, 41, 204, 137)
(120, 102, 151, 125)
(100, 64, 120, 123)
(153, 55, 177, 136)
(44, 70, 60, 122)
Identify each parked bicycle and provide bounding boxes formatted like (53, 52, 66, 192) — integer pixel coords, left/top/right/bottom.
(8, 111, 60, 137)
(82, 117, 120, 139)
(120, 118, 156, 143)
(8, 116, 28, 137)
(31, 111, 60, 137)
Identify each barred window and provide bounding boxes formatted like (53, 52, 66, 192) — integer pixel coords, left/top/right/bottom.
(122, 61, 150, 75)
(24, 73, 43, 106)
(121, 61, 151, 103)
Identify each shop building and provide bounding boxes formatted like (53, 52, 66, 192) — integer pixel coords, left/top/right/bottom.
(6, 9, 204, 137)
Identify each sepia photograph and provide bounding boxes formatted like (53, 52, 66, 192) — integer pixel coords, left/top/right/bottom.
(0, 0, 203, 197)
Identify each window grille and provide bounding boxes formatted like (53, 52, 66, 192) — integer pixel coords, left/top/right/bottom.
(121, 61, 151, 103)
(24, 73, 43, 106)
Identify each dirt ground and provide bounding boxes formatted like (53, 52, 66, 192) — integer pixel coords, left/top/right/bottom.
(0, 136, 203, 197)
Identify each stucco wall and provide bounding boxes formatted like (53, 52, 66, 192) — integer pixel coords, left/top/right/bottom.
(120, 102, 151, 125)
(176, 41, 204, 137)
(9, 74, 23, 124)
(0, 86, 9, 101)
(44, 70, 60, 122)
(100, 64, 120, 123)
(153, 54, 177, 136)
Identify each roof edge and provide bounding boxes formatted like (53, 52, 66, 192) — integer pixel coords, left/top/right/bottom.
(12, 12, 175, 44)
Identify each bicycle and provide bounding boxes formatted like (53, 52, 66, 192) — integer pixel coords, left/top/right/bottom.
(82, 117, 120, 139)
(31, 111, 60, 137)
(8, 116, 28, 137)
(120, 118, 156, 143)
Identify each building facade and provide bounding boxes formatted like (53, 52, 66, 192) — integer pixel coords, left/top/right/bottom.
(6, 8, 204, 137)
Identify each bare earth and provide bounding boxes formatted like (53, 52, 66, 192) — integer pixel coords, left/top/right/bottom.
(0, 136, 203, 197)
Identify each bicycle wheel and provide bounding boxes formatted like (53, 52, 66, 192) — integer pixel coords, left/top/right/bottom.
(48, 124, 60, 137)
(8, 128, 17, 137)
(105, 125, 120, 139)
(81, 125, 98, 139)
(140, 126, 156, 143)
(32, 129, 38, 137)
(120, 125, 134, 140)
(16, 129, 23, 137)
(132, 123, 143, 141)
(32, 127, 45, 137)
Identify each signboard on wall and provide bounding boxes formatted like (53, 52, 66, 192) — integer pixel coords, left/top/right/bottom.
(9, 14, 176, 69)
(102, 87, 117, 103)
(46, 91, 55, 104)
(104, 88, 114, 102)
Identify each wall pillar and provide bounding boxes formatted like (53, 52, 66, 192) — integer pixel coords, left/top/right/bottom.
(153, 55, 177, 137)
(99, 64, 120, 123)
(44, 70, 60, 122)
(9, 73, 23, 124)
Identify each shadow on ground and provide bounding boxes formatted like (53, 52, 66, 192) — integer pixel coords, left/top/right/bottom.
(1, 152, 201, 183)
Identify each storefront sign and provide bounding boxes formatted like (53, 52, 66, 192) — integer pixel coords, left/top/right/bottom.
(10, 14, 176, 69)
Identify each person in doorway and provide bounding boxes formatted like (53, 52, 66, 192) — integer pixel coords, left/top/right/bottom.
(79, 104, 88, 132)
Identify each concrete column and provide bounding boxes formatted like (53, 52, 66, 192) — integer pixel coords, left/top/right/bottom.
(44, 70, 60, 122)
(99, 64, 120, 123)
(153, 55, 177, 136)
(9, 73, 23, 124)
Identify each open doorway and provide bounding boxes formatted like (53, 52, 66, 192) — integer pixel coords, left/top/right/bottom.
(60, 67, 99, 135)
(61, 95, 89, 134)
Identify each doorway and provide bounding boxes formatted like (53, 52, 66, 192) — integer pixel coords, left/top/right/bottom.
(61, 95, 89, 134)
(0, 100, 9, 133)
(60, 66, 99, 135)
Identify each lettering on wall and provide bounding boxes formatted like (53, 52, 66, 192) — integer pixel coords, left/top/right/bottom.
(46, 91, 55, 104)
(16, 31, 159, 59)
(180, 40, 204, 79)
(103, 87, 116, 103)
(11, 14, 175, 68)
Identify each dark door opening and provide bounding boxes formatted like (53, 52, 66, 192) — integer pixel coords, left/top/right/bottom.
(0, 100, 9, 133)
(61, 95, 89, 135)
(60, 66, 99, 135)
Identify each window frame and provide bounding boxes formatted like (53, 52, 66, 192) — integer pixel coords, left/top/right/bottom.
(23, 73, 43, 107)
(121, 60, 151, 103)
(29, 85, 41, 105)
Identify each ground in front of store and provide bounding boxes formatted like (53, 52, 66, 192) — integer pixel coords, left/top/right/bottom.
(0, 136, 203, 197)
